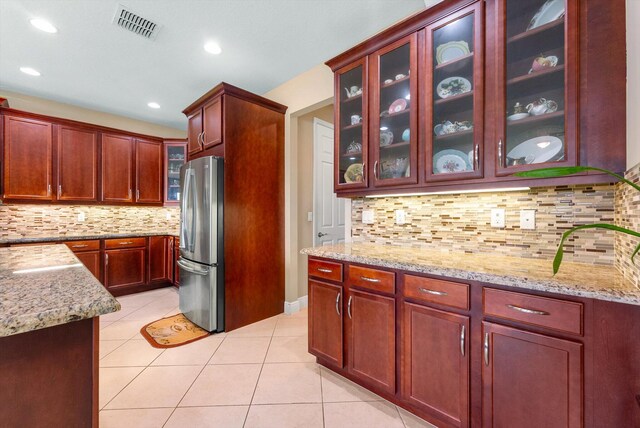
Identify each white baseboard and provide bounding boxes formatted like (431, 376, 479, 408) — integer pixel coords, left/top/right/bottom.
(284, 295, 309, 315)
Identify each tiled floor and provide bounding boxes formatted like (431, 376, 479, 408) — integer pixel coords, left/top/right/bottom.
(99, 288, 436, 428)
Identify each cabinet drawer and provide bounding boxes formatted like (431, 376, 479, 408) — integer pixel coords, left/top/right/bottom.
(348, 265, 395, 294)
(403, 275, 469, 310)
(65, 239, 100, 252)
(483, 288, 583, 335)
(308, 258, 343, 282)
(104, 237, 146, 249)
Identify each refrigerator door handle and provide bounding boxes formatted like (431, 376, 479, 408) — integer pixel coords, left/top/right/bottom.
(177, 258, 210, 276)
(180, 168, 191, 250)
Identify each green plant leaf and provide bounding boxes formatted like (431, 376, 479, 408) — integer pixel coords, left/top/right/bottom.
(632, 242, 640, 265)
(514, 166, 640, 192)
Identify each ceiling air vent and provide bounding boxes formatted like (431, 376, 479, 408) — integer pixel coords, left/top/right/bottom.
(112, 4, 162, 40)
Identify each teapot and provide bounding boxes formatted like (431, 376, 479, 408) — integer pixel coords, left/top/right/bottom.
(526, 98, 558, 116)
(344, 86, 361, 98)
(529, 54, 558, 73)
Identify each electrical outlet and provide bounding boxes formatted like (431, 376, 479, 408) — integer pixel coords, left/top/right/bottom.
(490, 208, 505, 228)
(166, 212, 172, 220)
(307, 211, 313, 222)
(77, 212, 86, 222)
(395, 209, 406, 225)
(520, 209, 536, 230)
(362, 209, 375, 224)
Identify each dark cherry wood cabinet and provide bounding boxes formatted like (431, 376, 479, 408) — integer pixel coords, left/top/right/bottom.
(57, 125, 98, 202)
(163, 141, 187, 205)
(101, 133, 134, 203)
(2, 115, 53, 200)
(148, 235, 169, 283)
(309, 279, 343, 367)
(135, 139, 163, 203)
(481, 321, 583, 428)
(401, 302, 469, 427)
(75, 251, 101, 281)
(326, 0, 627, 196)
(104, 248, 146, 291)
(202, 97, 222, 149)
(187, 109, 203, 156)
(347, 287, 396, 394)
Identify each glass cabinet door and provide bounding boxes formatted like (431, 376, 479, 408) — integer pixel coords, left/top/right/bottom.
(425, 3, 483, 182)
(370, 33, 418, 187)
(495, 0, 577, 175)
(336, 59, 368, 190)
(165, 143, 186, 204)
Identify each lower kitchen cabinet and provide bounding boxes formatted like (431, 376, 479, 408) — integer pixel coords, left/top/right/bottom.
(401, 302, 469, 427)
(74, 251, 101, 281)
(481, 321, 583, 428)
(309, 279, 343, 367)
(104, 248, 146, 291)
(347, 288, 395, 394)
(148, 235, 169, 283)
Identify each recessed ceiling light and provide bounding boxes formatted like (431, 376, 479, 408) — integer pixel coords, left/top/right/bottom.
(20, 67, 41, 76)
(204, 41, 222, 55)
(30, 18, 57, 33)
(147, 102, 160, 109)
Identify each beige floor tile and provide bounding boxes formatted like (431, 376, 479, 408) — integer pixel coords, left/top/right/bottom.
(100, 306, 138, 322)
(99, 320, 146, 340)
(320, 366, 383, 403)
(105, 365, 202, 409)
(99, 366, 145, 409)
(226, 316, 278, 337)
(282, 308, 308, 319)
(180, 364, 262, 406)
(100, 339, 164, 367)
(164, 406, 248, 428)
(323, 401, 405, 428)
(152, 335, 224, 366)
(244, 403, 323, 428)
(120, 306, 177, 323)
(209, 337, 271, 364)
(252, 363, 322, 404)
(265, 336, 315, 363)
(99, 408, 173, 428)
(273, 317, 307, 337)
(397, 406, 438, 428)
(100, 320, 114, 330)
(99, 340, 126, 359)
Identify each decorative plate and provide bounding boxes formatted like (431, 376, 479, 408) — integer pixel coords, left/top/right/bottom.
(344, 163, 364, 183)
(436, 76, 472, 99)
(507, 136, 563, 164)
(527, 0, 565, 30)
(388, 98, 408, 114)
(433, 149, 472, 174)
(346, 141, 362, 154)
(436, 40, 470, 65)
(380, 130, 394, 147)
(507, 112, 529, 121)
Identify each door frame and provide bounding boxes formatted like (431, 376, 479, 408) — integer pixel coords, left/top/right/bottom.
(312, 117, 339, 246)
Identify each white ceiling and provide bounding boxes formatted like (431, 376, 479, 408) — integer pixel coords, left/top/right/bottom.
(0, 0, 429, 130)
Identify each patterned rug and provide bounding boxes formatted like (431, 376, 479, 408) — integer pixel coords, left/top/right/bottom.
(140, 313, 209, 348)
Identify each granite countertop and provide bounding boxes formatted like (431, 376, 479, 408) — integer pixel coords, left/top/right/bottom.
(0, 231, 180, 245)
(301, 243, 640, 306)
(0, 245, 120, 337)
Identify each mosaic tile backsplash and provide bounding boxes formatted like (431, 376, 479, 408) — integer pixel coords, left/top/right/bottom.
(351, 184, 618, 266)
(0, 205, 180, 241)
(615, 163, 640, 287)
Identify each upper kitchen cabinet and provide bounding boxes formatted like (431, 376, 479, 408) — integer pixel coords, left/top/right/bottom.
(135, 138, 163, 204)
(57, 124, 98, 202)
(163, 140, 187, 205)
(335, 58, 368, 190)
(325, 0, 627, 197)
(101, 133, 134, 203)
(370, 34, 419, 187)
(493, 0, 577, 176)
(2, 115, 53, 200)
(185, 96, 222, 156)
(425, 3, 483, 182)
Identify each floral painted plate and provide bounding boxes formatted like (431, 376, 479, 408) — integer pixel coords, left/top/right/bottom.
(433, 149, 472, 174)
(436, 76, 472, 99)
(436, 40, 470, 65)
(344, 163, 364, 183)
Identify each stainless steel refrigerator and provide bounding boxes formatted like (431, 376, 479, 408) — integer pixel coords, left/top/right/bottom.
(178, 156, 224, 332)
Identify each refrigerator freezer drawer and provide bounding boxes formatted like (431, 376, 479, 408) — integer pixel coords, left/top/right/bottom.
(178, 258, 223, 332)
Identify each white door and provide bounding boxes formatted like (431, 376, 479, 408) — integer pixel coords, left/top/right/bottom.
(313, 118, 345, 246)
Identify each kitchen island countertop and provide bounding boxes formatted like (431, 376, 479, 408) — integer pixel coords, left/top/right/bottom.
(302, 243, 640, 306)
(0, 245, 120, 337)
(0, 231, 179, 245)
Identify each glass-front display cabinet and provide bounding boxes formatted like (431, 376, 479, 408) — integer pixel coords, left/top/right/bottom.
(164, 141, 186, 205)
(425, 3, 483, 182)
(335, 58, 368, 191)
(495, 0, 577, 175)
(370, 33, 418, 187)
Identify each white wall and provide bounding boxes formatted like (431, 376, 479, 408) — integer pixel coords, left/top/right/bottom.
(627, 0, 640, 169)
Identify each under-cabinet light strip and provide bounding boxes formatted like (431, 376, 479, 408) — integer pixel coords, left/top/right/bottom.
(365, 187, 531, 198)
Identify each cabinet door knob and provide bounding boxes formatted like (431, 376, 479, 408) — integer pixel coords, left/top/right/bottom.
(136, 189, 140, 200)
(317, 267, 332, 273)
(335, 292, 341, 316)
(360, 276, 380, 283)
(105, 253, 109, 266)
(58, 185, 62, 198)
(347, 295, 353, 319)
(483, 332, 490, 366)
(418, 287, 447, 296)
(506, 304, 549, 316)
(460, 325, 466, 357)
(373, 161, 379, 180)
(498, 139, 503, 167)
(474, 144, 480, 170)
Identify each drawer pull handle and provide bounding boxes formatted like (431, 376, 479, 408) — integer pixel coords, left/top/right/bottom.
(335, 292, 341, 316)
(483, 332, 490, 366)
(317, 268, 333, 273)
(72, 244, 88, 248)
(460, 325, 465, 357)
(360, 276, 380, 283)
(119, 241, 134, 245)
(506, 304, 549, 316)
(418, 287, 447, 296)
(347, 296, 353, 319)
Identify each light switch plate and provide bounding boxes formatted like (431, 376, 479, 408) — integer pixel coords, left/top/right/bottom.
(77, 212, 86, 222)
(520, 209, 536, 230)
(395, 210, 406, 225)
(307, 211, 313, 222)
(362, 209, 375, 224)
(166, 212, 172, 220)
(490, 208, 505, 228)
